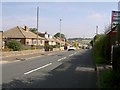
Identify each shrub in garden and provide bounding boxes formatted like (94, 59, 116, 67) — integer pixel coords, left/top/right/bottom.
(7, 40, 22, 51)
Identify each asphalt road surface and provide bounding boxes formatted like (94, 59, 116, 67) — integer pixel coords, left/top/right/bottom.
(2, 49, 97, 89)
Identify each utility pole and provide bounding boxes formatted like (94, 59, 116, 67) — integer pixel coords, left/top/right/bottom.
(96, 26, 98, 35)
(60, 19, 62, 49)
(37, 6, 39, 47)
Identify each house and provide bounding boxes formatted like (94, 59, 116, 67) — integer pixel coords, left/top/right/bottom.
(3, 26, 45, 47)
(106, 26, 117, 48)
(45, 36, 57, 46)
(37, 32, 57, 46)
(37, 32, 67, 49)
(56, 37, 66, 46)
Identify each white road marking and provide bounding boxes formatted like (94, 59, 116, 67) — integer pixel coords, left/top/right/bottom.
(26, 55, 42, 60)
(75, 67, 95, 72)
(69, 54, 74, 57)
(24, 63, 52, 75)
(57, 57, 67, 61)
(69, 52, 78, 57)
(57, 58, 62, 61)
(63, 57, 67, 59)
(74, 52, 77, 54)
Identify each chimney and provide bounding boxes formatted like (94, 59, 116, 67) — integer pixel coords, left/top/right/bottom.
(24, 26, 29, 32)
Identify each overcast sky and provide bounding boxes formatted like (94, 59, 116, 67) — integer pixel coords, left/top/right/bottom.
(1, 1, 119, 38)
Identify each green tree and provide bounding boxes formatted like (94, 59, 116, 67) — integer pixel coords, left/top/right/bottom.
(29, 28, 37, 33)
(54, 32, 66, 40)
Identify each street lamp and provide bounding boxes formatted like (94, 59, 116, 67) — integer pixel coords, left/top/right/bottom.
(60, 19, 62, 49)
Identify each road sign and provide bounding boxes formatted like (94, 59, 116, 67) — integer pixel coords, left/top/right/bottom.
(111, 11, 120, 28)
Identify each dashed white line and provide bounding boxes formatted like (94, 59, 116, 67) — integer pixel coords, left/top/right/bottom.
(24, 63, 52, 75)
(27, 56, 42, 60)
(63, 57, 67, 59)
(57, 58, 62, 61)
(69, 52, 77, 57)
(57, 57, 67, 61)
(69, 54, 74, 57)
(74, 52, 77, 54)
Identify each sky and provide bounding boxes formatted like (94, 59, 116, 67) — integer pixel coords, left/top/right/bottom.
(1, 1, 119, 38)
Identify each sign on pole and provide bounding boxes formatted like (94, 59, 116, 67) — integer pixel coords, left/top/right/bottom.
(111, 11, 120, 29)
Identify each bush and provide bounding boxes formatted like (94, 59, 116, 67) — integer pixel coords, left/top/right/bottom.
(93, 34, 111, 64)
(7, 40, 22, 51)
(99, 69, 113, 88)
(99, 69, 113, 90)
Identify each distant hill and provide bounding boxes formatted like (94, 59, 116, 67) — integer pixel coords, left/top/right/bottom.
(68, 38, 92, 41)
(67, 38, 92, 45)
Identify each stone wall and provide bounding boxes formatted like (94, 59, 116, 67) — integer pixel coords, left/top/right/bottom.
(2, 49, 45, 58)
(2, 48, 60, 58)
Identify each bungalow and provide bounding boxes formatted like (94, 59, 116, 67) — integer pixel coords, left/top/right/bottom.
(37, 32, 57, 46)
(37, 32, 67, 49)
(56, 37, 66, 46)
(3, 26, 45, 47)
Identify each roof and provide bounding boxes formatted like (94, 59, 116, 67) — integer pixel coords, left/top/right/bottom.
(106, 26, 117, 35)
(46, 37, 56, 42)
(3, 26, 44, 39)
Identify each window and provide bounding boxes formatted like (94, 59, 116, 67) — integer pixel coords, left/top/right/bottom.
(40, 39, 43, 44)
(33, 39, 37, 45)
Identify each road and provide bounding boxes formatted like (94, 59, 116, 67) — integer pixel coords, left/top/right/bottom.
(2, 49, 97, 89)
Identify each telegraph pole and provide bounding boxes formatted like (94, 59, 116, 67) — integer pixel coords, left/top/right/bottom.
(60, 19, 62, 49)
(96, 26, 98, 35)
(37, 7, 39, 47)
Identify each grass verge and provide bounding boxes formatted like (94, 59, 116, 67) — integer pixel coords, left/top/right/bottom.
(99, 69, 112, 89)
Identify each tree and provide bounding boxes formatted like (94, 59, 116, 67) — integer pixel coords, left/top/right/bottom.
(29, 28, 37, 33)
(54, 32, 66, 40)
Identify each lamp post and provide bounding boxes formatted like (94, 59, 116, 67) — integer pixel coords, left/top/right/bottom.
(60, 19, 62, 49)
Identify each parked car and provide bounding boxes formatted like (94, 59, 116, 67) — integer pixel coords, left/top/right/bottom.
(82, 44, 89, 49)
(68, 46, 76, 51)
(86, 45, 90, 49)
